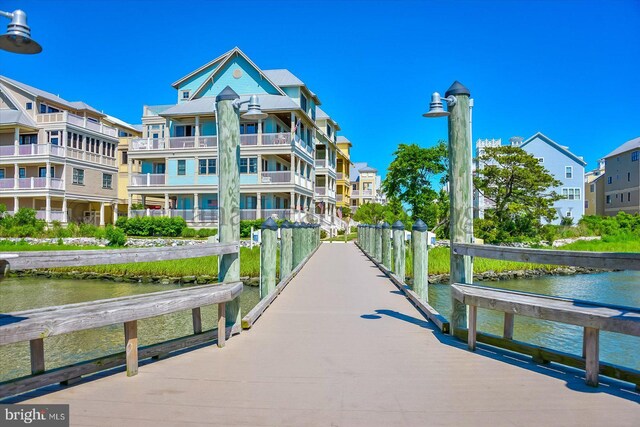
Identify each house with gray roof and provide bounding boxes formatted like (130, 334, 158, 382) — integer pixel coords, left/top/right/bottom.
(603, 136, 640, 216)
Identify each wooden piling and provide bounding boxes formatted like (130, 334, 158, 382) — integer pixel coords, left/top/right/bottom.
(124, 320, 138, 376)
(381, 222, 391, 268)
(292, 222, 303, 267)
(280, 220, 293, 279)
(392, 221, 405, 282)
(446, 81, 473, 334)
(260, 218, 278, 298)
(216, 86, 242, 328)
(374, 224, 382, 263)
(412, 219, 428, 301)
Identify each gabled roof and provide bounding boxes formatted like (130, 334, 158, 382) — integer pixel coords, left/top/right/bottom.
(104, 114, 140, 133)
(189, 47, 287, 100)
(315, 106, 340, 130)
(337, 136, 351, 145)
(171, 50, 230, 89)
(0, 109, 37, 128)
(604, 136, 640, 158)
(521, 132, 587, 167)
(359, 166, 378, 173)
(159, 94, 300, 117)
(68, 101, 101, 115)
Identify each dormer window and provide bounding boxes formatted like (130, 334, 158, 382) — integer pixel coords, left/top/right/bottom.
(25, 102, 32, 110)
(300, 94, 307, 113)
(181, 90, 190, 100)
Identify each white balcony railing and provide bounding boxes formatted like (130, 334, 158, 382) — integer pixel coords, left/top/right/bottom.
(262, 133, 291, 146)
(261, 171, 291, 183)
(261, 209, 291, 220)
(337, 194, 344, 202)
(129, 133, 292, 152)
(240, 134, 258, 146)
(240, 209, 258, 220)
(337, 172, 344, 180)
(315, 187, 326, 196)
(36, 112, 117, 137)
(0, 178, 15, 189)
(50, 178, 64, 189)
(315, 159, 327, 168)
(130, 173, 166, 187)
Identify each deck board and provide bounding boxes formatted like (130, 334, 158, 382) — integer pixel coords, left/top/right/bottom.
(10, 243, 640, 426)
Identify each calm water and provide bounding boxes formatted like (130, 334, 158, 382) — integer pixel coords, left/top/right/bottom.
(1, 271, 638, 382)
(427, 270, 640, 370)
(0, 278, 260, 382)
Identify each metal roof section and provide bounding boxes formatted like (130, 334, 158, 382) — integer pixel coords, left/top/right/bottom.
(104, 114, 140, 133)
(315, 106, 340, 129)
(336, 136, 351, 144)
(68, 101, 101, 114)
(604, 136, 640, 158)
(521, 132, 587, 167)
(159, 94, 300, 117)
(263, 69, 305, 87)
(0, 109, 37, 128)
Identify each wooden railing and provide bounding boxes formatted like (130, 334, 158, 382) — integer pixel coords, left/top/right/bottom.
(0, 242, 242, 398)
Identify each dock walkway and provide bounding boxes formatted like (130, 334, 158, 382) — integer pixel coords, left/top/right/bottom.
(17, 243, 640, 426)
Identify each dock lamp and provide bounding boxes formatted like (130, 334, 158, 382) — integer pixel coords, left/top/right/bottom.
(422, 81, 473, 335)
(0, 9, 42, 54)
(235, 94, 268, 121)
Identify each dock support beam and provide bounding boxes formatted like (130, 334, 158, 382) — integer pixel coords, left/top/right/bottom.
(260, 218, 278, 299)
(292, 222, 303, 267)
(447, 81, 474, 335)
(217, 86, 242, 328)
(412, 219, 428, 301)
(392, 221, 405, 283)
(280, 220, 293, 279)
(374, 224, 382, 263)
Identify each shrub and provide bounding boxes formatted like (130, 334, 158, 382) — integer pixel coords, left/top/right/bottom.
(560, 216, 574, 226)
(197, 228, 217, 238)
(240, 220, 264, 238)
(13, 208, 38, 227)
(78, 223, 100, 237)
(181, 228, 197, 238)
(105, 225, 127, 246)
(116, 216, 187, 237)
(320, 230, 327, 239)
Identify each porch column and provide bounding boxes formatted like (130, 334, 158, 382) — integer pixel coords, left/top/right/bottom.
(13, 127, 19, 155)
(13, 196, 19, 213)
(164, 193, 170, 213)
(127, 158, 132, 185)
(141, 195, 146, 206)
(13, 163, 19, 187)
(194, 156, 199, 185)
(194, 193, 199, 223)
(291, 154, 296, 183)
(127, 194, 132, 218)
(45, 195, 51, 223)
(62, 198, 68, 223)
(257, 118, 263, 145)
(195, 116, 200, 145)
(99, 202, 105, 226)
(290, 191, 295, 218)
(256, 192, 262, 217)
(45, 161, 51, 188)
(112, 203, 118, 224)
(257, 153, 262, 179)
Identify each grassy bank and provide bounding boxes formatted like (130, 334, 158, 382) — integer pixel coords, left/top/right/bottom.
(554, 235, 640, 252)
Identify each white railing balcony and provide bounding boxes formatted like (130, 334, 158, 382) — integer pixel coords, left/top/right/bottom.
(262, 133, 291, 146)
(328, 189, 336, 198)
(352, 190, 360, 197)
(130, 136, 218, 151)
(130, 138, 165, 150)
(66, 147, 116, 167)
(260, 171, 291, 184)
(240, 209, 258, 220)
(261, 209, 290, 220)
(50, 178, 64, 189)
(240, 134, 258, 146)
(336, 172, 344, 180)
(50, 211, 66, 222)
(0, 146, 15, 156)
(36, 112, 118, 138)
(130, 173, 166, 187)
(336, 194, 344, 202)
(315, 187, 326, 196)
(362, 189, 374, 197)
(315, 159, 328, 168)
(0, 178, 14, 189)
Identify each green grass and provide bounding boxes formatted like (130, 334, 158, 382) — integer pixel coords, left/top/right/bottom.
(556, 236, 640, 252)
(0, 241, 106, 251)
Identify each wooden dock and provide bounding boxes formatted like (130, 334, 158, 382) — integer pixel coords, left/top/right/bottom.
(8, 243, 640, 426)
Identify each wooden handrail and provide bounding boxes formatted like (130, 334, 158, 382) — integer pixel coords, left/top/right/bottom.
(0, 241, 239, 270)
(452, 243, 640, 271)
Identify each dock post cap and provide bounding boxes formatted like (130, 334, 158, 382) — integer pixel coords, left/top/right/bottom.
(280, 219, 292, 228)
(445, 81, 470, 98)
(412, 219, 428, 232)
(216, 86, 240, 102)
(392, 220, 405, 230)
(381, 222, 390, 229)
(292, 221, 302, 228)
(261, 217, 278, 231)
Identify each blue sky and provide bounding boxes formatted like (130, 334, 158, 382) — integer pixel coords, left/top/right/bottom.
(2, 0, 638, 176)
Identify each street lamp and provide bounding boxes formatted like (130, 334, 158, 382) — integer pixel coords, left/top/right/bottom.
(239, 94, 268, 121)
(0, 9, 41, 54)
(422, 80, 473, 336)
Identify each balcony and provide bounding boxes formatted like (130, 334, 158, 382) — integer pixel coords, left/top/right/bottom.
(130, 173, 166, 187)
(337, 194, 344, 202)
(352, 189, 373, 198)
(129, 133, 293, 152)
(36, 112, 118, 138)
(0, 177, 64, 191)
(0, 144, 116, 167)
(260, 171, 291, 184)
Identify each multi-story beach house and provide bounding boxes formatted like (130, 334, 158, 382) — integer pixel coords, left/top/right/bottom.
(109, 116, 143, 217)
(585, 159, 605, 216)
(474, 133, 586, 224)
(313, 107, 338, 225)
(127, 48, 323, 225)
(0, 75, 129, 225)
(336, 136, 352, 214)
(603, 137, 640, 216)
(350, 162, 385, 212)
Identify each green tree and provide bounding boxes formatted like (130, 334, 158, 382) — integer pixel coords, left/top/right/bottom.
(474, 145, 562, 242)
(382, 142, 448, 223)
(352, 203, 387, 224)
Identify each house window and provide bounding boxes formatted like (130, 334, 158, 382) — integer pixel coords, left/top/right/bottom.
(19, 134, 37, 145)
(240, 123, 259, 134)
(39, 103, 60, 114)
(199, 159, 216, 175)
(0, 169, 4, 179)
(565, 211, 572, 218)
(326, 125, 333, 138)
(38, 166, 54, 177)
(536, 157, 544, 163)
(102, 173, 113, 189)
(240, 157, 257, 174)
(561, 187, 581, 200)
(72, 168, 84, 185)
(632, 151, 639, 162)
(122, 151, 128, 165)
(585, 201, 589, 209)
(174, 125, 194, 137)
(629, 192, 632, 202)
(25, 102, 32, 110)
(628, 172, 631, 182)
(590, 183, 595, 192)
(154, 163, 166, 174)
(606, 195, 611, 204)
(19, 168, 25, 178)
(181, 90, 190, 100)
(607, 176, 612, 184)
(565, 166, 573, 179)
(177, 160, 186, 175)
(300, 94, 307, 113)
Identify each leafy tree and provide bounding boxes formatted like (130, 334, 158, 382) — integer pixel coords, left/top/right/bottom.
(382, 142, 448, 222)
(352, 203, 387, 224)
(474, 146, 562, 242)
